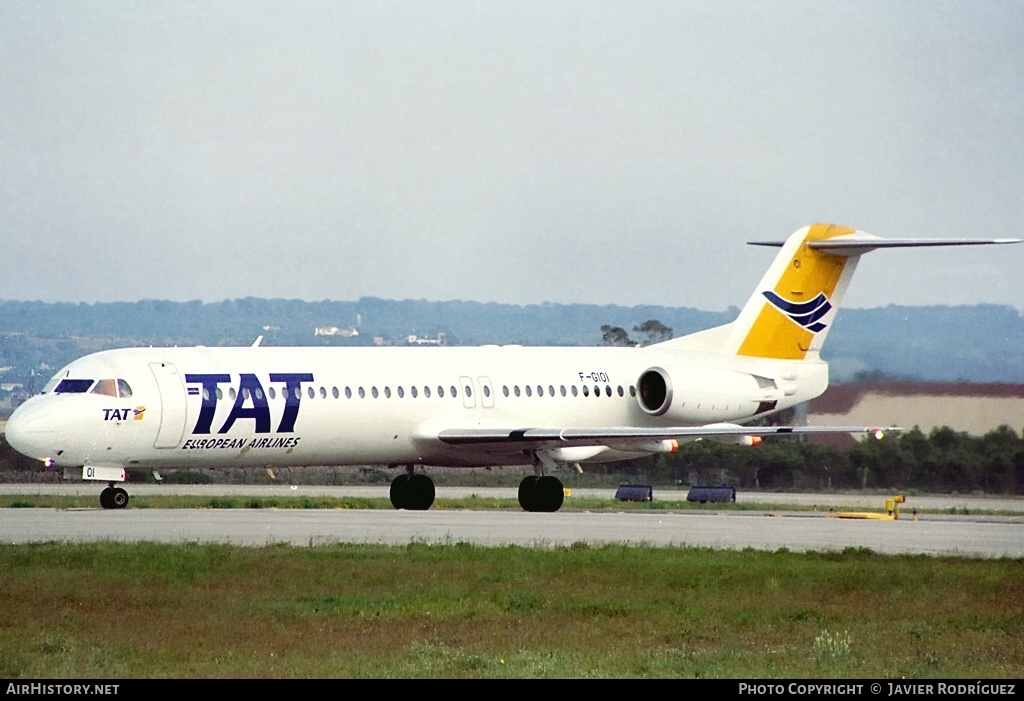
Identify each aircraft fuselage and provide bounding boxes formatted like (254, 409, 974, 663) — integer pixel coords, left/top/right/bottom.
(7, 344, 825, 472)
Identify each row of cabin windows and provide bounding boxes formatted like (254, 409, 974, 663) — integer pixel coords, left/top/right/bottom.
(207, 383, 639, 402)
(503, 384, 637, 399)
(52, 377, 638, 404)
(210, 384, 472, 402)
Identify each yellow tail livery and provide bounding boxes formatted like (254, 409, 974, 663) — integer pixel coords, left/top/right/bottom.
(732, 223, 857, 360)
(666, 223, 1021, 361)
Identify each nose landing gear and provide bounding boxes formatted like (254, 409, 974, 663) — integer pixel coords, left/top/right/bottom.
(99, 484, 129, 510)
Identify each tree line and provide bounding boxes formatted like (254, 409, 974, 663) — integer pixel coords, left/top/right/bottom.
(604, 425, 1024, 494)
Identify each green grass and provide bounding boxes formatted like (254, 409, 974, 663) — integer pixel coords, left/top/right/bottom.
(0, 542, 1020, 678)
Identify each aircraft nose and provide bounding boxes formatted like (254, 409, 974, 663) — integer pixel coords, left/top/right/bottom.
(5, 400, 56, 461)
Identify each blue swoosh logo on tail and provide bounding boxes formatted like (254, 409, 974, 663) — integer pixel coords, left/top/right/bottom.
(762, 291, 832, 333)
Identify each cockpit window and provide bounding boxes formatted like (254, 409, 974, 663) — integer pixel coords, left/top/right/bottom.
(92, 379, 118, 396)
(55, 379, 95, 394)
(42, 373, 65, 394)
(90, 379, 133, 398)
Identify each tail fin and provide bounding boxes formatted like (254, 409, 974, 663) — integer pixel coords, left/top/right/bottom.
(688, 223, 1022, 361)
(726, 223, 858, 360)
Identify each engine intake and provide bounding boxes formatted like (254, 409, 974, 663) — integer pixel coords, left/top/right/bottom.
(637, 367, 672, 416)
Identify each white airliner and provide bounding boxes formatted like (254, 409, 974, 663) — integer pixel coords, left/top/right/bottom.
(6, 224, 1020, 511)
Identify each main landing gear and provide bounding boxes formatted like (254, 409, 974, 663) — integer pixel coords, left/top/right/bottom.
(518, 475, 565, 513)
(518, 451, 566, 512)
(389, 467, 436, 510)
(99, 483, 129, 510)
(388, 459, 567, 513)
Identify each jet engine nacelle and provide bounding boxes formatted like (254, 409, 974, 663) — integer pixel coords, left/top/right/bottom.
(635, 365, 780, 423)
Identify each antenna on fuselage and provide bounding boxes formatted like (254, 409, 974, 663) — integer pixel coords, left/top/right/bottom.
(252, 336, 264, 348)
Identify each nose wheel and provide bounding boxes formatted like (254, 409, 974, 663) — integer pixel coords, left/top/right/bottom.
(99, 485, 129, 510)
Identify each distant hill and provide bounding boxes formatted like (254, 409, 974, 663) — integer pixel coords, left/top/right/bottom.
(0, 298, 1021, 392)
(825, 304, 1024, 384)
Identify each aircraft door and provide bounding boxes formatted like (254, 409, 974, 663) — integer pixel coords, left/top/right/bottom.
(478, 376, 494, 408)
(149, 362, 187, 448)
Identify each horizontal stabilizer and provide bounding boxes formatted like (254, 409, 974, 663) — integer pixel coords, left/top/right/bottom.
(749, 233, 1022, 257)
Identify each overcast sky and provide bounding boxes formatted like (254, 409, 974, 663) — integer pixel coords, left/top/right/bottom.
(2, 1, 1022, 311)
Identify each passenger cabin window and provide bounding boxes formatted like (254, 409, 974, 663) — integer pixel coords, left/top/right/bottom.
(56, 379, 94, 394)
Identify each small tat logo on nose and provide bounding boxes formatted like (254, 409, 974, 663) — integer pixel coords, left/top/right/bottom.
(762, 291, 832, 332)
(133, 407, 146, 421)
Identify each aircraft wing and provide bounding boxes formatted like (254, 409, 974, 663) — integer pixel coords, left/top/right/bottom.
(437, 424, 892, 452)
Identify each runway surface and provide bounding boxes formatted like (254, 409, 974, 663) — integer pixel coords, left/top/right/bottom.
(1, 485, 1021, 557)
